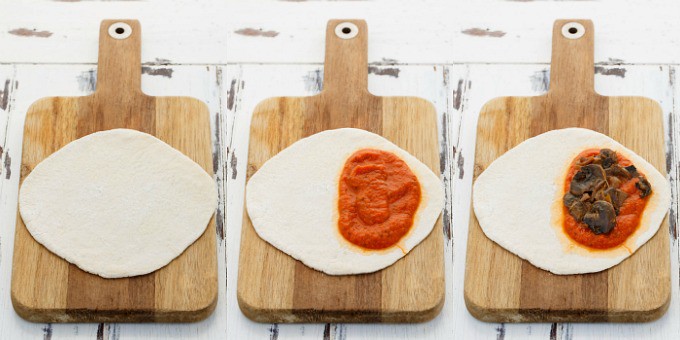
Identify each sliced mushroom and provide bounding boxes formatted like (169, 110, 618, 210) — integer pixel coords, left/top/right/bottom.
(607, 176, 621, 189)
(605, 164, 631, 180)
(583, 201, 617, 234)
(568, 200, 590, 221)
(576, 156, 594, 166)
(570, 164, 607, 196)
(563, 193, 579, 207)
(625, 165, 639, 177)
(593, 186, 607, 201)
(599, 149, 618, 169)
(636, 177, 652, 198)
(604, 187, 628, 213)
(564, 193, 591, 221)
(580, 192, 592, 202)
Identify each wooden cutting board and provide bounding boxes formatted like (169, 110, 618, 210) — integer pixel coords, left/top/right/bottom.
(464, 19, 670, 322)
(11, 20, 217, 323)
(237, 20, 444, 323)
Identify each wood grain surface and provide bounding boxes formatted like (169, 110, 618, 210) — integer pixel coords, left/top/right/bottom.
(10, 20, 217, 323)
(464, 20, 671, 323)
(2, 2, 680, 339)
(237, 20, 444, 323)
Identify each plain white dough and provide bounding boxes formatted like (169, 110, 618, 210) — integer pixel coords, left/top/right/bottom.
(246, 128, 444, 275)
(19, 129, 217, 279)
(473, 128, 670, 275)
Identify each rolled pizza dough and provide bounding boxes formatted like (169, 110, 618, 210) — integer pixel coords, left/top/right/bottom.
(19, 129, 217, 278)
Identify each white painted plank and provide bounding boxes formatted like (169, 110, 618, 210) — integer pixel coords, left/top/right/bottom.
(5, 1, 680, 66)
(0, 64, 101, 340)
(0, 0, 452, 65)
(451, 63, 679, 340)
(0, 1, 230, 65)
(0, 65, 16, 184)
(0, 64, 229, 339)
(452, 1, 680, 65)
(1, 1, 680, 338)
(223, 64, 327, 340)
(225, 1, 452, 65)
(224, 63, 455, 339)
(228, 1, 680, 65)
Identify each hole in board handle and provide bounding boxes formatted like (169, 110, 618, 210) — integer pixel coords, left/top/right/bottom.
(108, 22, 132, 40)
(335, 22, 359, 39)
(561, 22, 585, 40)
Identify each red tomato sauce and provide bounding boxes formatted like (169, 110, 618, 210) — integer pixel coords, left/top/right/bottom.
(563, 149, 649, 250)
(338, 149, 421, 250)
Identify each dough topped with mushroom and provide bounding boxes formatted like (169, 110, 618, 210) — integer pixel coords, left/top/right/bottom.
(473, 128, 670, 275)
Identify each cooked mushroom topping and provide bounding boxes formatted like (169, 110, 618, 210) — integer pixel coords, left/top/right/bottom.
(636, 177, 652, 198)
(605, 164, 631, 180)
(604, 187, 628, 213)
(570, 164, 606, 196)
(567, 200, 590, 221)
(564, 193, 591, 220)
(576, 156, 594, 166)
(563, 148, 652, 235)
(598, 149, 618, 169)
(563, 193, 580, 207)
(583, 201, 617, 234)
(607, 176, 621, 188)
(593, 187, 607, 201)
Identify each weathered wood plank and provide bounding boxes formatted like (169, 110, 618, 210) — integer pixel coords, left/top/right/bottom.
(238, 20, 444, 322)
(2, 63, 678, 339)
(224, 63, 454, 338)
(11, 20, 217, 323)
(0, 64, 227, 338)
(0, 65, 98, 339)
(451, 63, 679, 339)
(0, 65, 16, 186)
(0, 0, 678, 336)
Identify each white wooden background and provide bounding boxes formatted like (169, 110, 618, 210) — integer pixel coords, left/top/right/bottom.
(1, 1, 680, 339)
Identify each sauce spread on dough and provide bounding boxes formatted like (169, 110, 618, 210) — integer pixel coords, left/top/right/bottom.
(563, 149, 651, 250)
(338, 149, 421, 250)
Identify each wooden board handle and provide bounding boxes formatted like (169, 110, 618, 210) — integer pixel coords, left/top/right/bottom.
(322, 19, 369, 96)
(548, 19, 595, 98)
(96, 19, 142, 95)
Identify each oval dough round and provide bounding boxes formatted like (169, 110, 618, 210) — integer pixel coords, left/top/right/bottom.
(246, 128, 444, 275)
(19, 129, 217, 278)
(473, 128, 670, 275)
